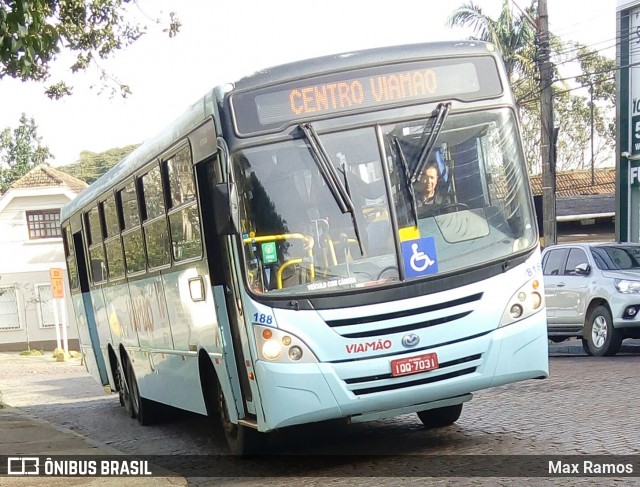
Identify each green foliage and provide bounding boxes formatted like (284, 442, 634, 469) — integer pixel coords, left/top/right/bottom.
(0, 113, 53, 193)
(58, 143, 139, 184)
(448, 1, 615, 173)
(447, 0, 538, 80)
(0, 1, 181, 98)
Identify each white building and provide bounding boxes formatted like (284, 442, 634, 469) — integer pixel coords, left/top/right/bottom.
(0, 165, 87, 351)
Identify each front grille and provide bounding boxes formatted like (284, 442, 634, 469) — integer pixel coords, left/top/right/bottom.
(345, 353, 482, 396)
(324, 292, 483, 339)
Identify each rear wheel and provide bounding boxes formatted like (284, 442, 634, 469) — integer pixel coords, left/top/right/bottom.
(127, 364, 156, 425)
(417, 403, 463, 428)
(581, 338, 593, 356)
(117, 360, 134, 418)
(585, 305, 622, 356)
(217, 381, 264, 455)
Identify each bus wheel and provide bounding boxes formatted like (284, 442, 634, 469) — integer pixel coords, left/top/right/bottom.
(127, 365, 156, 426)
(417, 404, 463, 428)
(117, 361, 134, 418)
(216, 381, 263, 455)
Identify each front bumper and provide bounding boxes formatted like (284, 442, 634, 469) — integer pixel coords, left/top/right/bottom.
(254, 312, 548, 431)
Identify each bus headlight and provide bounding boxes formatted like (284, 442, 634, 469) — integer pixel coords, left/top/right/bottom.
(262, 340, 282, 360)
(254, 325, 318, 363)
(499, 277, 545, 327)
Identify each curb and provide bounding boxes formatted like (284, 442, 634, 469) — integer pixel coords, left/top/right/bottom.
(549, 340, 640, 356)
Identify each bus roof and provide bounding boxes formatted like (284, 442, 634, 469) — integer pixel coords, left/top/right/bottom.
(232, 41, 499, 93)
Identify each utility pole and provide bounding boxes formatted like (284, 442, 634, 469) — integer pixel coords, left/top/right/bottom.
(590, 83, 595, 186)
(538, 0, 556, 246)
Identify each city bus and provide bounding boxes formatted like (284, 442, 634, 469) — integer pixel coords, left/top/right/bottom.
(60, 41, 549, 455)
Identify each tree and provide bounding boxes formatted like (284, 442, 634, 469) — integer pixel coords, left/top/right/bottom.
(0, 113, 53, 193)
(447, 0, 538, 82)
(0, 1, 180, 98)
(448, 1, 615, 174)
(58, 143, 139, 184)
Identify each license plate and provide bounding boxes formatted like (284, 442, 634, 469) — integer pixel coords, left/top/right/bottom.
(391, 353, 439, 377)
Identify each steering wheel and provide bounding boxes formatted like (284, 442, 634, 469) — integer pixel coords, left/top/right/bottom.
(377, 266, 399, 282)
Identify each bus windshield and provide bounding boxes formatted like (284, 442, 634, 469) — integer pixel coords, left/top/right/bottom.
(234, 107, 536, 296)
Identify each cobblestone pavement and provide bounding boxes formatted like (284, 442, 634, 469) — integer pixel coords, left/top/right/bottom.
(1, 350, 639, 486)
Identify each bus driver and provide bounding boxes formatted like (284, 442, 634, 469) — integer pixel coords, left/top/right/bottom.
(416, 161, 452, 215)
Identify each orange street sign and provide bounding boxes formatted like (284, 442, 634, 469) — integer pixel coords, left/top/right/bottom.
(50, 268, 64, 299)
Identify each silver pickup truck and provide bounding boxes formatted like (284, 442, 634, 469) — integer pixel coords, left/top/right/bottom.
(542, 242, 640, 356)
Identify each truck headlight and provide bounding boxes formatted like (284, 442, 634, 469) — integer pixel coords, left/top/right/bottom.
(615, 279, 640, 294)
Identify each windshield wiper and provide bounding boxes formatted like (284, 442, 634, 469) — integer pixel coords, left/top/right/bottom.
(393, 136, 418, 227)
(300, 123, 352, 213)
(410, 102, 452, 183)
(299, 123, 364, 255)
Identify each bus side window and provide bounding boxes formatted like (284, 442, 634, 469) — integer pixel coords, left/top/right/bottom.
(120, 181, 146, 274)
(141, 164, 171, 269)
(85, 206, 107, 284)
(165, 145, 203, 261)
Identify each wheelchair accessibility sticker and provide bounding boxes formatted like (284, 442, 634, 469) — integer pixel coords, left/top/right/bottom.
(401, 237, 438, 278)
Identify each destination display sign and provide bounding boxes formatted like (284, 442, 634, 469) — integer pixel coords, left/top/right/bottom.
(231, 56, 502, 135)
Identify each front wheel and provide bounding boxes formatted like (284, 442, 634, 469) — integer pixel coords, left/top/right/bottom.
(417, 403, 463, 428)
(585, 305, 622, 356)
(217, 381, 264, 455)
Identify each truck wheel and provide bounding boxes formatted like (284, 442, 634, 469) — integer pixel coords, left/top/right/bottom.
(585, 305, 622, 356)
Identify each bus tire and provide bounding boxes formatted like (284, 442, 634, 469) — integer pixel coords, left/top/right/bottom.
(417, 403, 463, 428)
(127, 365, 156, 426)
(117, 360, 135, 418)
(216, 380, 263, 455)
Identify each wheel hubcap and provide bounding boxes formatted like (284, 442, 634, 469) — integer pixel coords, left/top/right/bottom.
(592, 316, 608, 348)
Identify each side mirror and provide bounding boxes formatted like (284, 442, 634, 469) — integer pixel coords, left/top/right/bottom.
(574, 263, 591, 276)
(213, 181, 240, 236)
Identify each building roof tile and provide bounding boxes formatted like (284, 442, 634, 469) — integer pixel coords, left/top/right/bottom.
(9, 165, 87, 193)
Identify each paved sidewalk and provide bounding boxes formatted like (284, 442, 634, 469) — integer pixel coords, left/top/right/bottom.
(0, 355, 187, 487)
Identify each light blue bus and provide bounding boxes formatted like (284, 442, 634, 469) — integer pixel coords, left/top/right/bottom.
(61, 41, 549, 455)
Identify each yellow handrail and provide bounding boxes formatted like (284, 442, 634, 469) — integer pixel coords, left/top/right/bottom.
(243, 233, 315, 289)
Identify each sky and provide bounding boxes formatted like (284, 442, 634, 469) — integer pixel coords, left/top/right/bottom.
(0, 0, 618, 167)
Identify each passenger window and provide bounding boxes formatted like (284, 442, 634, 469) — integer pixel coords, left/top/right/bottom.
(169, 204, 202, 261)
(142, 166, 166, 219)
(105, 238, 125, 280)
(102, 195, 120, 238)
(86, 207, 102, 246)
(166, 146, 195, 208)
(120, 182, 140, 229)
(564, 248, 588, 276)
(86, 207, 107, 283)
(145, 219, 171, 268)
(543, 249, 565, 276)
